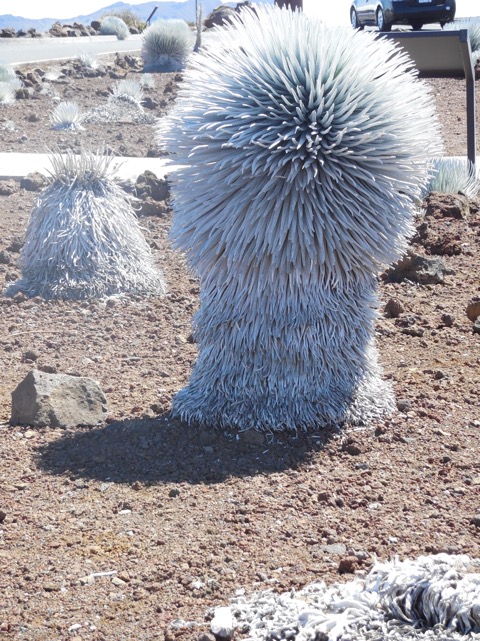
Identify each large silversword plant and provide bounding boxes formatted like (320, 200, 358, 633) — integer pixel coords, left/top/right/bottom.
(5, 151, 166, 300)
(158, 6, 441, 432)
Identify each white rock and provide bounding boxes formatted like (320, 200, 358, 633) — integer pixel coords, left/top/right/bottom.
(211, 606, 234, 640)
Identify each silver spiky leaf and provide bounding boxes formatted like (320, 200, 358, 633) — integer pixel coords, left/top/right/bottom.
(5, 150, 166, 300)
(158, 6, 442, 432)
(226, 554, 480, 641)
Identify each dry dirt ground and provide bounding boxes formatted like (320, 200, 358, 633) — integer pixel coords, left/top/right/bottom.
(0, 55, 479, 640)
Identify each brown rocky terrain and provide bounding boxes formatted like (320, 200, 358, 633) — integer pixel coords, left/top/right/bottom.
(0, 54, 479, 640)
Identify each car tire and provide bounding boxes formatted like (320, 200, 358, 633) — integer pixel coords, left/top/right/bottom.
(376, 8, 391, 32)
(411, 21, 424, 30)
(350, 9, 364, 29)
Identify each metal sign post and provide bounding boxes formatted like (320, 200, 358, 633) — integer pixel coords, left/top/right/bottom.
(381, 30, 476, 167)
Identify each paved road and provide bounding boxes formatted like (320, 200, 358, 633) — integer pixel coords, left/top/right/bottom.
(0, 34, 142, 66)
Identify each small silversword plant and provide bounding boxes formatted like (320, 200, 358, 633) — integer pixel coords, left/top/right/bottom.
(5, 150, 166, 300)
(100, 15, 129, 40)
(50, 101, 84, 130)
(425, 156, 480, 199)
(141, 19, 192, 72)
(111, 79, 144, 106)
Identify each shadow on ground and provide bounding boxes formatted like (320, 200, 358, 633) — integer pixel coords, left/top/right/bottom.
(34, 413, 338, 485)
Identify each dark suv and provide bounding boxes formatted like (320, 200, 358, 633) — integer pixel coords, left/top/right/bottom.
(350, 0, 456, 31)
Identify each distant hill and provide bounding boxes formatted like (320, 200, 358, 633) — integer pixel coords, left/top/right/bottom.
(0, 0, 273, 32)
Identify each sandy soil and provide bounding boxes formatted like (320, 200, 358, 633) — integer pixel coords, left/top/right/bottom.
(0, 54, 479, 641)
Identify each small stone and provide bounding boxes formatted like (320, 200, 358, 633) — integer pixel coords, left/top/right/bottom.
(397, 398, 411, 412)
(13, 291, 27, 303)
(240, 428, 264, 445)
(338, 556, 359, 574)
(470, 515, 480, 528)
(24, 430, 36, 439)
(79, 574, 95, 585)
(117, 571, 130, 582)
(24, 349, 38, 362)
(401, 327, 424, 337)
(11, 370, 108, 427)
(0, 510, 6, 522)
(0, 181, 17, 197)
(111, 576, 127, 586)
(466, 299, 480, 322)
(440, 313, 455, 327)
(318, 491, 331, 503)
(6, 236, 23, 253)
(384, 298, 404, 318)
(472, 319, 480, 335)
(43, 583, 60, 592)
(386, 251, 446, 285)
(344, 443, 362, 456)
(0, 250, 13, 264)
(20, 172, 48, 192)
(168, 488, 181, 498)
(323, 543, 347, 555)
(423, 192, 469, 219)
